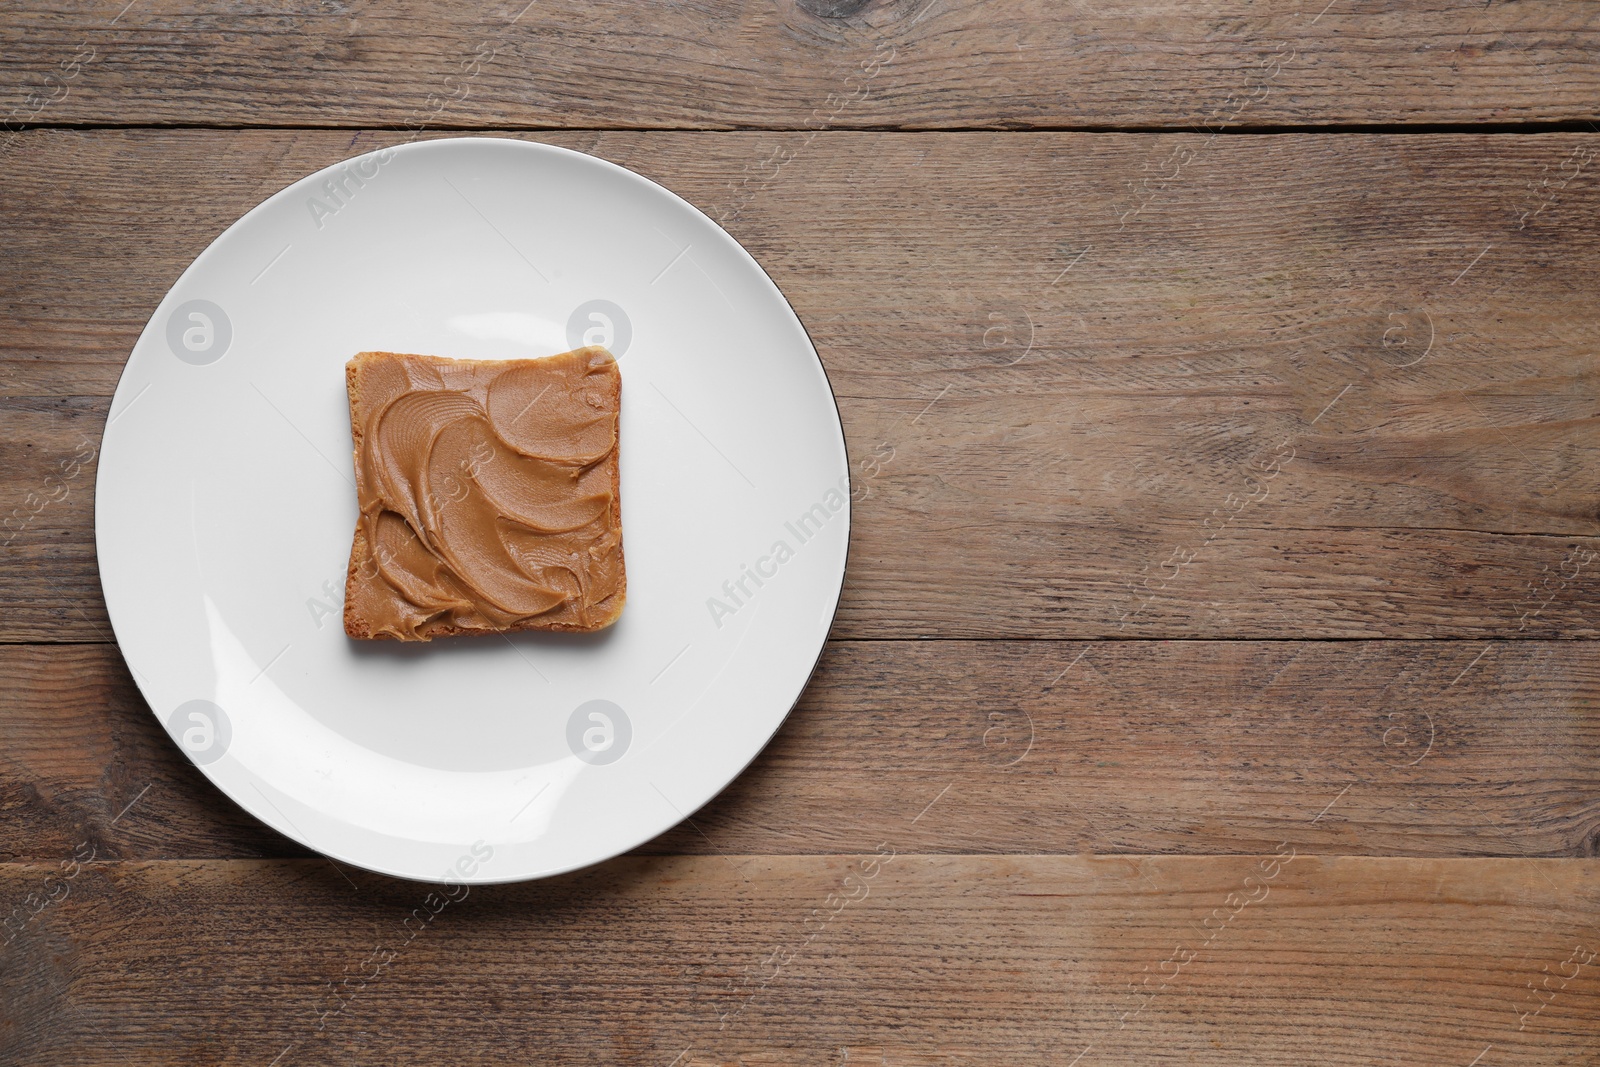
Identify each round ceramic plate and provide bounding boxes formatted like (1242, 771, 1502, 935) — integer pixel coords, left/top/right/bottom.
(97, 137, 849, 883)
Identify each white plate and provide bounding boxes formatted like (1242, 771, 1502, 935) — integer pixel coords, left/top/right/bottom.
(97, 137, 849, 883)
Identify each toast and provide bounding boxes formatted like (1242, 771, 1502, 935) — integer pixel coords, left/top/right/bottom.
(343, 347, 625, 641)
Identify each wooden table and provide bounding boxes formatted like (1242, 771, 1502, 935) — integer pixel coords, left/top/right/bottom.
(4, 2, 1599, 1063)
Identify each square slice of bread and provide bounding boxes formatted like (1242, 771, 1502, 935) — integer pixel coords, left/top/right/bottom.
(343, 346, 624, 641)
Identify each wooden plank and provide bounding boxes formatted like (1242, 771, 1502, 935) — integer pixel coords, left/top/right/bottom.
(4, 641, 1597, 861)
(0, 855, 1595, 1064)
(4, 130, 1600, 639)
(3, 1, 1599, 130)
(0, 397, 105, 641)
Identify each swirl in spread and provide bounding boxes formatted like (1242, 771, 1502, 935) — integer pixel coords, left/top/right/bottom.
(344, 347, 624, 640)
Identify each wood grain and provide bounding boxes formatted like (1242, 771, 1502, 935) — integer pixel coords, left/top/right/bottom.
(4, 130, 1599, 640)
(3, 0, 1599, 130)
(1, 855, 1596, 1065)
(5, 3, 1598, 1058)
(4, 641, 1596, 862)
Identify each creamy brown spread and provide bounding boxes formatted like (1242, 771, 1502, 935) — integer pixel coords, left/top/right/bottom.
(343, 347, 624, 641)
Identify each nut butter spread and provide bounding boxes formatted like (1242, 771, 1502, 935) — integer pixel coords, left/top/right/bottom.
(342, 347, 624, 641)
